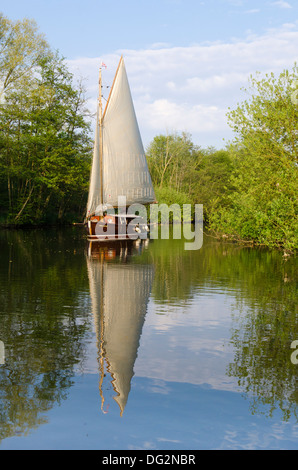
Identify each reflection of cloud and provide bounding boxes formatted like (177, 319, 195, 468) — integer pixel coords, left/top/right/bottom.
(133, 293, 239, 391)
(67, 23, 298, 147)
(157, 438, 182, 444)
(147, 379, 171, 395)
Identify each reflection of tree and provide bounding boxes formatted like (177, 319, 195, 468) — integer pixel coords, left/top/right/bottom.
(0, 225, 297, 440)
(138, 232, 298, 419)
(226, 256, 297, 421)
(0, 227, 92, 440)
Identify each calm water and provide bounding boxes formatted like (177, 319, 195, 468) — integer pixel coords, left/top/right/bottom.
(0, 226, 297, 450)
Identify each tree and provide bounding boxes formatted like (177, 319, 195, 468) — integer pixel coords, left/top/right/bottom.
(0, 14, 48, 98)
(191, 147, 235, 221)
(209, 66, 298, 252)
(146, 132, 235, 223)
(146, 132, 199, 193)
(0, 15, 92, 225)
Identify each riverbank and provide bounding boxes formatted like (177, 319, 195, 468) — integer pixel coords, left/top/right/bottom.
(0, 221, 296, 258)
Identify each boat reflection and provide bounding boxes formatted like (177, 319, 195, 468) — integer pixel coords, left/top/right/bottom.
(86, 240, 154, 416)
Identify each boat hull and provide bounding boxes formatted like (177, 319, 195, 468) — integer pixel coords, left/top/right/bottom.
(86, 214, 149, 242)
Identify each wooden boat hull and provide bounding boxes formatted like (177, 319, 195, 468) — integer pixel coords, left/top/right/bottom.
(86, 214, 149, 242)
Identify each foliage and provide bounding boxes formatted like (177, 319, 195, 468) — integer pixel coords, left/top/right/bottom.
(146, 133, 235, 222)
(146, 132, 199, 194)
(192, 147, 235, 220)
(146, 66, 298, 252)
(0, 14, 92, 225)
(0, 14, 49, 98)
(209, 66, 298, 252)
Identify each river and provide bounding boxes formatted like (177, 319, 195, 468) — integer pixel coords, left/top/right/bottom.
(0, 226, 297, 449)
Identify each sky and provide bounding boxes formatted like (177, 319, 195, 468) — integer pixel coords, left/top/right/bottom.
(1, 0, 298, 148)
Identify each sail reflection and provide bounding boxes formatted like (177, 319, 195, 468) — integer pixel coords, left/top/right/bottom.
(87, 240, 154, 416)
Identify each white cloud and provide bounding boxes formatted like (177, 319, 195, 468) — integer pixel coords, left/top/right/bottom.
(272, 1, 292, 8)
(244, 9, 260, 14)
(142, 99, 228, 135)
(150, 42, 172, 50)
(68, 24, 298, 148)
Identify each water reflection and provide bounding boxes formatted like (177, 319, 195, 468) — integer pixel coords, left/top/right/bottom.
(0, 227, 296, 449)
(142, 238, 298, 421)
(87, 240, 154, 416)
(0, 227, 92, 442)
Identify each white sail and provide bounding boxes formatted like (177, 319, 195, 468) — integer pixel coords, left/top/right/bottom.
(87, 57, 155, 215)
(87, 254, 154, 415)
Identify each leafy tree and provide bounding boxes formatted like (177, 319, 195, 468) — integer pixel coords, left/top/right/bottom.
(209, 66, 298, 252)
(146, 132, 235, 223)
(0, 14, 48, 98)
(146, 132, 199, 194)
(190, 146, 235, 220)
(0, 14, 92, 225)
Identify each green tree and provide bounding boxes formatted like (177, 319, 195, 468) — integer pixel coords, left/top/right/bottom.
(0, 13, 48, 98)
(189, 146, 235, 221)
(146, 132, 235, 223)
(209, 66, 298, 252)
(146, 132, 199, 194)
(0, 16, 92, 225)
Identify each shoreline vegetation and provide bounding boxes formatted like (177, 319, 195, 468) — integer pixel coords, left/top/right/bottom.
(0, 13, 297, 254)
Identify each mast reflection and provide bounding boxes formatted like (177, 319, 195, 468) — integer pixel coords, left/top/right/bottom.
(86, 240, 154, 416)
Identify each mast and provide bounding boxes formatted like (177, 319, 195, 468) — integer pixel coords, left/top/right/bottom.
(102, 55, 123, 122)
(98, 67, 104, 205)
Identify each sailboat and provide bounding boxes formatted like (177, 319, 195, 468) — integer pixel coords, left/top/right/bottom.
(85, 56, 156, 241)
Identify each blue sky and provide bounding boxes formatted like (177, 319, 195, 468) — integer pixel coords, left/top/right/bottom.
(1, 0, 298, 147)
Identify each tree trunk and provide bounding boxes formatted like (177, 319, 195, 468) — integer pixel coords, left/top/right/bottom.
(15, 185, 34, 221)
